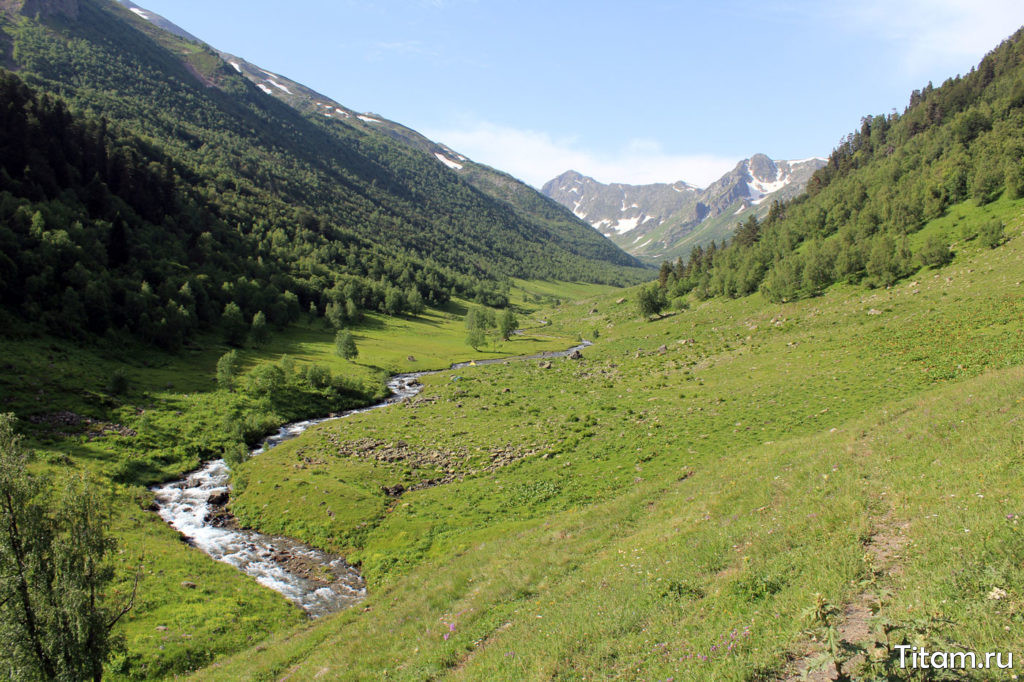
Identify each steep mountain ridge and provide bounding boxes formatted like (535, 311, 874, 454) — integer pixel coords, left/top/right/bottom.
(113, 0, 198, 42)
(543, 154, 825, 262)
(0, 0, 647, 346)
(542, 171, 701, 236)
(111, 0, 640, 273)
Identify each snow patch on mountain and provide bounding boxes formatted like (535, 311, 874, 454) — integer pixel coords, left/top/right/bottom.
(257, 83, 273, 95)
(745, 161, 790, 199)
(357, 115, 383, 124)
(434, 153, 463, 170)
(229, 61, 242, 73)
(129, 7, 149, 19)
(609, 217, 640, 235)
(543, 156, 825, 258)
(266, 79, 292, 95)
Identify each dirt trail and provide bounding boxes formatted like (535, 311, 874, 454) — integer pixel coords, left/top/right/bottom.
(781, 513, 910, 681)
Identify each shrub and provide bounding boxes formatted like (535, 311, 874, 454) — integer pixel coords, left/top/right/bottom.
(979, 220, 1004, 248)
(246, 363, 285, 396)
(216, 350, 238, 390)
(918, 234, 952, 268)
(106, 368, 129, 395)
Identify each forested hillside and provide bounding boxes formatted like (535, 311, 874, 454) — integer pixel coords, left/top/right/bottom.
(660, 27, 1024, 301)
(0, 0, 646, 347)
(206, 43, 636, 272)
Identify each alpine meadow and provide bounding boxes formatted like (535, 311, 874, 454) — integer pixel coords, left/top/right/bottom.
(2, 0, 1024, 680)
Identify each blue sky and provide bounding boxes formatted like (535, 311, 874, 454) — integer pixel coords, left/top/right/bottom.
(136, 0, 1024, 187)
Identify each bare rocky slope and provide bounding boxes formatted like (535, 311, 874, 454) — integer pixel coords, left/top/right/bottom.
(543, 154, 825, 262)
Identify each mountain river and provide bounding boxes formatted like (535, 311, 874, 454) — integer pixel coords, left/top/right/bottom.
(150, 341, 591, 617)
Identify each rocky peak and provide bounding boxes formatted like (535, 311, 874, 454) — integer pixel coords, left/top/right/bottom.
(746, 153, 778, 182)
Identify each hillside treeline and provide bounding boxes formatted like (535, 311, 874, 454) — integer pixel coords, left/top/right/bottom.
(660, 28, 1024, 300)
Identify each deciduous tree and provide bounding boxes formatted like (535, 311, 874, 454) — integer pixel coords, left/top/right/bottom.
(0, 414, 137, 682)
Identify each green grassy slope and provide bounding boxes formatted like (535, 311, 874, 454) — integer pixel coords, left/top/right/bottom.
(189, 196, 1024, 679)
(0, 293, 588, 680)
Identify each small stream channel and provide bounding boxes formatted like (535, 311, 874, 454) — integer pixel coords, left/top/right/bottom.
(150, 341, 590, 617)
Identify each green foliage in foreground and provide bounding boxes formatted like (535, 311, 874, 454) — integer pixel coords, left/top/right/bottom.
(196, 200, 1024, 679)
(0, 414, 132, 682)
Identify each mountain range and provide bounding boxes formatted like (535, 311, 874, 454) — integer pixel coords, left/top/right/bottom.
(108, 0, 641, 276)
(543, 154, 825, 262)
(0, 0, 649, 346)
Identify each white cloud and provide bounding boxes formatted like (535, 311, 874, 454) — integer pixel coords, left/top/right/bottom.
(835, 0, 1024, 74)
(422, 121, 738, 188)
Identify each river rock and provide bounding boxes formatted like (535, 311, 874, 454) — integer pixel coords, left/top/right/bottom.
(207, 490, 229, 506)
(568, 349, 583, 360)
